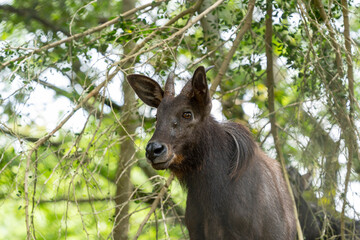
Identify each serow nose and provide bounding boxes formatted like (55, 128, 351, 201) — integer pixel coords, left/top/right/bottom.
(146, 142, 167, 161)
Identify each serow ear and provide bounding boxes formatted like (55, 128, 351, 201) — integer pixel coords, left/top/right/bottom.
(127, 74, 164, 108)
(192, 66, 211, 108)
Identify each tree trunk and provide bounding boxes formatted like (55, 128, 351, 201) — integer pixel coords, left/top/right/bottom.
(113, 1, 136, 239)
(340, 0, 356, 238)
(265, 1, 303, 239)
(113, 94, 137, 240)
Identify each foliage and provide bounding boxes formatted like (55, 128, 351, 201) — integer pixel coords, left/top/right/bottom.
(0, 0, 359, 239)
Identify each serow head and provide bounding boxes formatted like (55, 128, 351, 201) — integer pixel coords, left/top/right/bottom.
(127, 66, 212, 170)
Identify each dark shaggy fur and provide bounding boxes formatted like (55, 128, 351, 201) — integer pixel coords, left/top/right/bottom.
(127, 66, 297, 240)
(179, 117, 296, 239)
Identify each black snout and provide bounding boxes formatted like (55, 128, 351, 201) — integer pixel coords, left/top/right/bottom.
(146, 142, 167, 162)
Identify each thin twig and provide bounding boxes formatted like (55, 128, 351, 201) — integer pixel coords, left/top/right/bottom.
(24, 74, 108, 240)
(133, 174, 174, 240)
(30, 150, 38, 240)
(69, 0, 97, 36)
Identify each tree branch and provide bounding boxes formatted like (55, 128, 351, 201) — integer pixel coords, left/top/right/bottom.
(340, 0, 356, 239)
(264, 1, 303, 239)
(312, 0, 343, 77)
(0, 4, 70, 35)
(0, 124, 62, 146)
(37, 79, 123, 115)
(209, 0, 255, 96)
(110, 0, 224, 70)
(0, 0, 166, 70)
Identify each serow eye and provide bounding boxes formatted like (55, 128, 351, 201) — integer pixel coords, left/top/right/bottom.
(182, 112, 192, 119)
